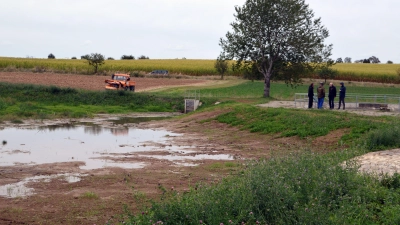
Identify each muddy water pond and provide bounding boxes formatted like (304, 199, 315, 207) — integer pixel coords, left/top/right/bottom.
(0, 120, 233, 170)
(0, 117, 234, 198)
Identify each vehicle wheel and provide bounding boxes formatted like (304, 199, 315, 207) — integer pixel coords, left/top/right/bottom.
(124, 86, 128, 91)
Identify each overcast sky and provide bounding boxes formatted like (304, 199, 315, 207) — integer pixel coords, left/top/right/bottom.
(1, 0, 399, 63)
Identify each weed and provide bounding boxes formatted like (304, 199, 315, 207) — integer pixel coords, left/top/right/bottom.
(81, 191, 99, 199)
(10, 119, 23, 124)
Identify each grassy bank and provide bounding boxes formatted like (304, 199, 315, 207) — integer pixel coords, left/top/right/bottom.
(111, 104, 400, 224)
(0, 83, 185, 120)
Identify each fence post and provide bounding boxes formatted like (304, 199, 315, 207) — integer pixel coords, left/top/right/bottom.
(294, 94, 297, 108)
(356, 95, 358, 109)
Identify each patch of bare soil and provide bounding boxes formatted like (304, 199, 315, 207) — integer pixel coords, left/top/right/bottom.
(0, 72, 211, 92)
(350, 149, 400, 176)
(312, 129, 350, 152)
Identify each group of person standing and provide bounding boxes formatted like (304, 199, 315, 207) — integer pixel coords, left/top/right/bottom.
(308, 82, 346, 109)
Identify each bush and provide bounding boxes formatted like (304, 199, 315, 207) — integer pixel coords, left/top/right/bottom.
(71, 57, 77, 59)
(48, 53, 55, 59)
(107, 57, 115, 60)
(366, 126, 400, 150)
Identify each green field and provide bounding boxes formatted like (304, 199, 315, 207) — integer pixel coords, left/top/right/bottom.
(155, 80, 400, 100)
(1, 57, 400, 83)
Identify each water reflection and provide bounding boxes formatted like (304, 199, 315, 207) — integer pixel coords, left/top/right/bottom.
(37, 123, 130, 136)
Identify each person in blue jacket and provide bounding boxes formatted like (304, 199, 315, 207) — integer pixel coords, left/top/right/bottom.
(338, 82, 346, 110)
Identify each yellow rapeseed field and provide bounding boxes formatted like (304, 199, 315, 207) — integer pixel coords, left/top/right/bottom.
(1, 57, 399, 82)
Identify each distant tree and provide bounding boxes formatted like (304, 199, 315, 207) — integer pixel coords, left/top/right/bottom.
(369, 56, 380, 64)
(363, 59, 370, 63)
(344, 57, 352, 63)
(48, 53, 55, 59)
(317, 60, 337, 83)
(138, 55, 150, 60)
(81, 54, 90, 60)
(71, 56, 77, 59)
(107, 57, 115, 60)
(219, 0, 332, 97)
(387, 60, 393, 64)
(336, 58, 343, 63)
(121, 55, 135, 60)
(214, 56, 228, 80)
(86, 53, 105, 74)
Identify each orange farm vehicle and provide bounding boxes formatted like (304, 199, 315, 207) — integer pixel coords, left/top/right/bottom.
(105, 74, 135, 91)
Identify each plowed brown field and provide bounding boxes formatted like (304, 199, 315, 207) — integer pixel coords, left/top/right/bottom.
(0, 72, 209, 92)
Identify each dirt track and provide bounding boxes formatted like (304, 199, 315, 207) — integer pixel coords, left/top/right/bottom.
(0, 72, 209, 92)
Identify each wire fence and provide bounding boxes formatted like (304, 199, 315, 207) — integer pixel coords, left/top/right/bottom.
(294, 93, 400, 112)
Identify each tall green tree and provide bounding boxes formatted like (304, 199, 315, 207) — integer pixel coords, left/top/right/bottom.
(219, 0, 332, 97)
(86, 53, 105, 74)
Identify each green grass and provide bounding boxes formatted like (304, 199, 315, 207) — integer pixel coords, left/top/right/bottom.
(0, 83, 186, 119)
(81, 192, 99, 199)
(155, 80, 400, 101)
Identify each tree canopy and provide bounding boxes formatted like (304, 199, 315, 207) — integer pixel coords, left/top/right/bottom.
(214, 56, 229, 80)
(219, 0, 332, 97)
(86, 53, 105, 74)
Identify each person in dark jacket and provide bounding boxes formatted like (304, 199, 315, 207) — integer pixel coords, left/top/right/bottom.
(308, 83, 314, 108)
(338, 82, 346, 110)
(328, 82, 337, 109)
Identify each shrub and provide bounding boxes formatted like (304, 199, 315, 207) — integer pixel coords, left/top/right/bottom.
(366, 126, 400, 150)
(71, 56, 77, 59)
(48, 53, 55, 59)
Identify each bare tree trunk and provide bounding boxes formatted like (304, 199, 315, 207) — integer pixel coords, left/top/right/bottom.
(263, 75, 271, 97)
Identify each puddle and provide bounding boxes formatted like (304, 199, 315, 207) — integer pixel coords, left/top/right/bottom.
(0, 125, 175, 169)
(0, 118, 234, 170)
(140, 154, 234, 161)
(0, 173, 87, 198)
